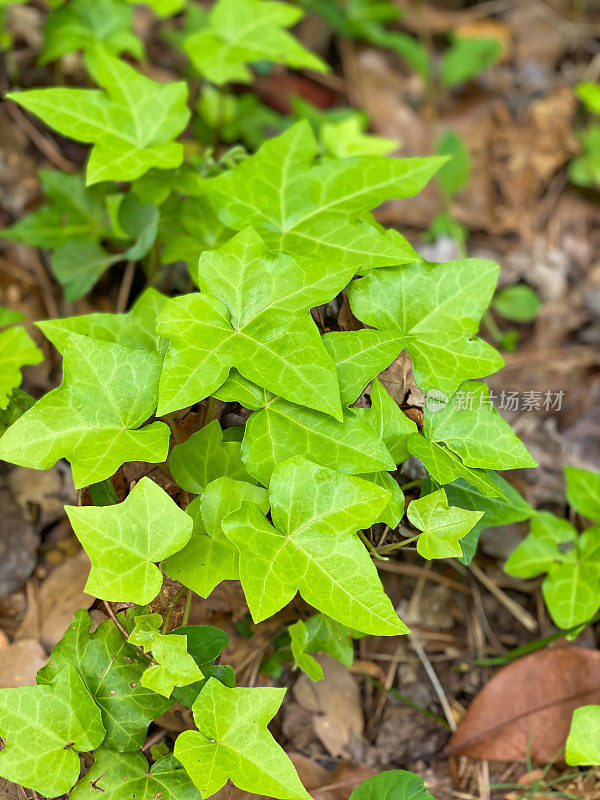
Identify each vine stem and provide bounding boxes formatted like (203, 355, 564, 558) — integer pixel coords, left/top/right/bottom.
(103, 601, 152, 661)
(164, 413, 182, 444)
(182, 589, 193, 626)
(399, 479, 423, 492)
(358, 529, 388, 561)
(376, 534, 421, 554)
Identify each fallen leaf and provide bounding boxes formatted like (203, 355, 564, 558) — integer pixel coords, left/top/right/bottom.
(293, 654, 364, 758)
(0, 486, 39, 595)
(445, 647, 600, 762)
(15, 549, 94, 649)
(0, 638, 47, 687)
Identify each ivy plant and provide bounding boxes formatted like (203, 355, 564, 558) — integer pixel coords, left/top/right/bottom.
(1, 1, 590, 796)
(505, 466, 600, 629)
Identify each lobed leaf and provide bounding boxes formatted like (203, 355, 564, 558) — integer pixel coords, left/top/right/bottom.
(407, 488, 483, 559)
(0, 334, 170, 488)
(174, 678, 311, 800)
(66, 477, 192, 604)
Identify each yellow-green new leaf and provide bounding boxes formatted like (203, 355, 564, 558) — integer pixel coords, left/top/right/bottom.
(223, 457, 408, 635)
(157, 229, 344, 418)
(0, 665, 105, 797)
(565, 466, 600, 522)
(66, 477, 192, 604)
(0, 325, 42, 409)
(183, 0, 327, 86)
(7, 48, 190, 184)
(407, 488, 483, 559)
(566, 705, 600, 766)
(174, 678, 311, 800)
(0, 334, 169, 488)
(38, 287, 167, 354)
(203, 121, 444, 269)
(164, 477, 269, 597)
(347, 260, 503, 396)
(129, 614, 204, 698)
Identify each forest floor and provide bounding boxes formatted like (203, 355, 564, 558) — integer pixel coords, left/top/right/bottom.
(1, 1, 600, 799)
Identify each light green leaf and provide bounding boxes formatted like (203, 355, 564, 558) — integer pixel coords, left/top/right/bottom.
(578, 82, 600, 115)
(66, 477, 192, 603)
(38, 609, 170, 752)
(529, 511, 577, 544)
(440, 36, 502, 87)
(164, 477, 268, 597)
(350, 769, 435, 800)
(182, 0, 327, 86)
(505, 535, 563, 579)
(127, 0, 186, 17)
(407, 488, 483, 559)
(542, 530, 600, 629)
(493, 285, 541, 323)
(40, 0, 143, 65)
(0, 388, 34, 435)
(422, 382, 536, 470)
(364, 377, 417, 464)
(203, 121, 444, 269)
(0, 306, 24, 326)
(0, 325, 42, 409)
(290, 613, 357, 680)
(321, 116, 399, 158)
(0, 170, 109, 248)
(407, 434, 503, 497)
(129, 614, 204, 697)
(0, 665, 105, 797)
(0, 334, 169, 488)
(157, 228, 344, 418)
(71, 747, 202, 799)
(566, 705, 600, 766)
(347, 260, 503, 396)
(436, 130, 470, 197)
(38, 287, 167, 354)
(223, 457, 408, 634)
(359, 470, 405, 527)
(7, 48, 190, 184)
(174, 678, 311, 800)
(169, 419, 258, 494)
(565, 465, 600, 522)
(322, 330, 405, 407)
(242, 394, 395, 487)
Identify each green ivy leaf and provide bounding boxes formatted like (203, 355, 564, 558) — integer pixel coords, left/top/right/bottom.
(169, 419, 257, 494)
(350, 769, 435, 800)
(422, 382, 536, 470)
(7, 48, 190, 184)
(363, 377, 417, 464)
(164, 477, 268, 597)
(322, 330, 405, 407)
(0, 307, 24, 326)
(542, 528, 600, 629)
(203, 121, 444, 269)
(493, 285, 541, 323)
(0, 170, 109, 248)
(38, 287, 167, 354)
(128, 614, 204, 697)
(66, 477, 192, 603)
(0, 388, 34, 435)
(50, 239, 121, 300)
(174, 678, 311, 800)
(358, 470, 405, 527)
(157, 228, 345, 418)
(38, 609, 170, 752)
(347, 260, 503, 396)
(223, 457, 408, 634)
(126, 0, 186, 17)
(407, 488, 483, 559)
(40, 0, 144, 65)
(565, 466, 600, 522)
(505, 535, 563, 579)
(440, 36, 502, 88)
(436, 130, 470, 197)
(407, 435, 502, 498)
(566, 705, 600, 766)
(321, 115, 399, 158)
(0, 665, 105, 797)
(182, 0, 327, 86)
(170, 624, 229, 667)
(70, 747, 202, 799)
(0, 334, 169, 488)
(0, 325, 42, 409)
(290, 614, 357, 680)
